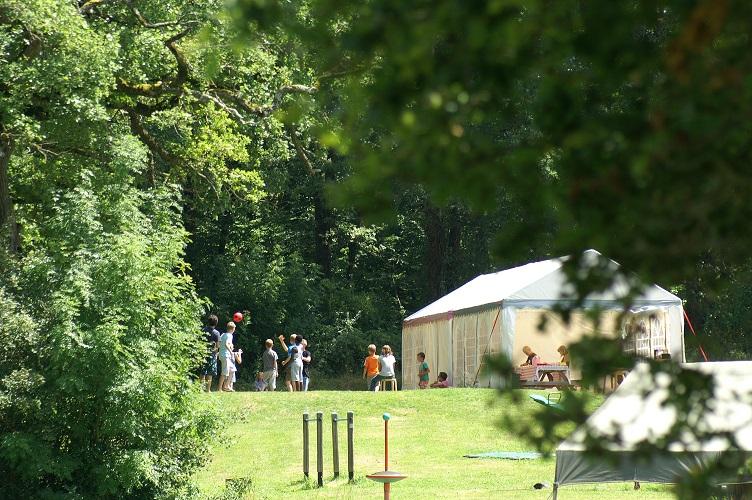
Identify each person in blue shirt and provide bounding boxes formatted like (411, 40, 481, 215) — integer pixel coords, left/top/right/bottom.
(200, 315, 220, 392)
(277, 333, 298, 392)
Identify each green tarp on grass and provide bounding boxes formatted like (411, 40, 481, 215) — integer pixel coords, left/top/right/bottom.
(464, 451, 542, 460)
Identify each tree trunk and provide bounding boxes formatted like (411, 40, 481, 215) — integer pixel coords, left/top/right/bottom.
(0, 135, 19, 253)
(312, 185, 332, 277)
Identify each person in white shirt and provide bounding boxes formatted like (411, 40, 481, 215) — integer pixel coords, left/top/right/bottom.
(369, 345, 396, 391)
(218, 322, 236, 392)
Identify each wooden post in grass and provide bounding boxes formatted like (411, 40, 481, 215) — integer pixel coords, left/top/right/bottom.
(316, 411, 324, 487)
(347, 411, 354, 481)
(302, 412, 310, 479)
(331, 412, 340, 478)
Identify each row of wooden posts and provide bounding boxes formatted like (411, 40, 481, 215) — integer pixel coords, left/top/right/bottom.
(302, 411, 355, 486)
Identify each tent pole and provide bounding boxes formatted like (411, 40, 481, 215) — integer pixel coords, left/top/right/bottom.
(552, 482, 558, 500)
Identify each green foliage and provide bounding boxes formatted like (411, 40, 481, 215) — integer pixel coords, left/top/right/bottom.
(0, 141, 216, 497)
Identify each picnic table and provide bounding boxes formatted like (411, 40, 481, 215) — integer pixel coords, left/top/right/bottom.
(536, 364, 571, 384)
(517, 364, 572, 388)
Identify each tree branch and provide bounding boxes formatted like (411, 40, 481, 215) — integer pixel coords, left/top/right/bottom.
(164, 28, 192, 86)
(79, 0, 112, 14)
(285, 124, 320, 176)
(209, 84, 318, 119)
(126, 110, 178, 166)
(125, 0, 197, 29)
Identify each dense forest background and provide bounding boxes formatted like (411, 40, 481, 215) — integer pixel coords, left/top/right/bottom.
(3, 0, 752, 497)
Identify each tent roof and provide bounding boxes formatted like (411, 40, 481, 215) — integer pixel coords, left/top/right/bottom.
(404, 249, 681, 324)
(559, 361, 752, 454)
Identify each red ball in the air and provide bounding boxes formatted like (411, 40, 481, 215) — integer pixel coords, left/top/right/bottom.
(233, 312, 244, 323)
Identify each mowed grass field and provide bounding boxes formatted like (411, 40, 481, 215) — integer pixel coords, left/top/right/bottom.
(195, 388, 673, 499)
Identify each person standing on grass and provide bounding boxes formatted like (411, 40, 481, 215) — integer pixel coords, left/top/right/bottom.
(363, 344, 380, 390)
(262, 338, 278, 391)
(218, 321, 236, 392)
(301, 339, 312, 392)
(229, 348, 242, 391)
(200, 314, 220, 392)
(277, 333, 297, 392)
(290, 345, 303, 391)
(417, 352, 430, 389)
(369, 345, 396, 391)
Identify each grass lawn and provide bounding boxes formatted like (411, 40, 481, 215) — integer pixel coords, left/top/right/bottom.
(195, 388, 673, 499)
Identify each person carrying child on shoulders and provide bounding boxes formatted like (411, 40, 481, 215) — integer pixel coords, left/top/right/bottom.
(417, 352, 430, 389)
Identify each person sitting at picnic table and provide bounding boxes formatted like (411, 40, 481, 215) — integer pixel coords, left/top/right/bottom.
(521, 345, 556, 381)
(521, 345, 541, 366)
(558, 345, 570, 366)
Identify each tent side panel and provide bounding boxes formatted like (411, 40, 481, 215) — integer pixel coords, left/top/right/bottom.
(402, 319, 449, 390)
(401, 325, 417, 390)
(667, 304, 686, 362)
(556, 450, 728, 486)
(501, 306, 516, 362)
(451, 312, 480, 387)
(475, 306, 502, 387)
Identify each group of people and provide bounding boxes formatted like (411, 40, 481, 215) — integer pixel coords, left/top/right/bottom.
(200, 315, 243, 392)
(199, 315, 313, 392)
(201, 315, 460, 392)
(254, 334, 312, 392)
(361, 345, 450, 390)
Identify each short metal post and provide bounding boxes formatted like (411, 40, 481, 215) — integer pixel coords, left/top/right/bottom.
(316, 411, 323, 487)
(331, 412, 340, 478)
(384, 416, 390, 500)
(303, 412, 310, 479)
(347, 411, 354, 481)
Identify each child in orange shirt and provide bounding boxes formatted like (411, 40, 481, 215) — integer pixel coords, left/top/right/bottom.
(362, 344, 380, 391)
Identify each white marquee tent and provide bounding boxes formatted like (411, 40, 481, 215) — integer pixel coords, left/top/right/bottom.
(553, 361, 752, 498)
(401, 250, 685, 389)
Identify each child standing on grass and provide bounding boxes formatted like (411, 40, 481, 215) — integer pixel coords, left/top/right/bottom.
(290, 346, 304, 392)
(417, 352, 430, 389)
(229, 348, 242, 391)
(363, 344, 380, 390)
(262, 339, 278, 391)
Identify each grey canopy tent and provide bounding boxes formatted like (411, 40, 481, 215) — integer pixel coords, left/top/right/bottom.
(553, 361, 752, 498)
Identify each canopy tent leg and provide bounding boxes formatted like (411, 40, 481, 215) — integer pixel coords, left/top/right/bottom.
(552, 482, 559, 500)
